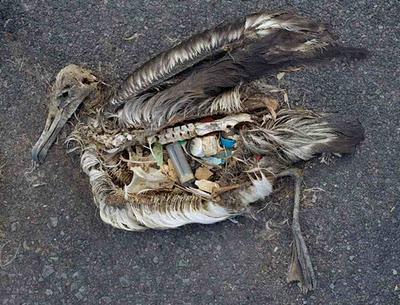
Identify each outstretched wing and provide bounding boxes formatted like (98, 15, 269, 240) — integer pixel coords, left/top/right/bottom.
(111, 11, 329, 108)
(115, 11, 366, 130)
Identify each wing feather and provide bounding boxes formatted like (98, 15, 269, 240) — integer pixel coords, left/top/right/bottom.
(111, 11, 328, 107)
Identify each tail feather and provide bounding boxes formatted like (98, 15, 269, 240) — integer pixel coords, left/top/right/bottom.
(321, 115, 365, 154)
(242, 110, 364, 163)
(319, 46, 369, 60)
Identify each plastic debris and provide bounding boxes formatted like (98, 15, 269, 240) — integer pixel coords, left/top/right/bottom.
(220, 137, 236, 149)
(195, 180, 220, 193)
(166, 142, 195, 184)
(189, 138, 203, 157)
(202, 149, 234, 166)
(202, 156, 225, 166)
(190, 136, 221, 157)
(151, 142, 164, 167)
(195, 167, 213, 180)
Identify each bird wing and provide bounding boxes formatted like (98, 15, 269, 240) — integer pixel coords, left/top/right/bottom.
(110, 11, 330, 108)
(118, 22, 336, 128)
(115, 11, 366, 130)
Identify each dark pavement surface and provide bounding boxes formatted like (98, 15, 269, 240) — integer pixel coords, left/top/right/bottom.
(0, 1, 399, 304)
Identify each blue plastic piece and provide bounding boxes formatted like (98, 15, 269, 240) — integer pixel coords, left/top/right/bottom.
(220, 137, 236, 149)
(202, 157, 225, 165)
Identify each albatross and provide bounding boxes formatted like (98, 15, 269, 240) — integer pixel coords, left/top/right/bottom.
(31, 11, 366, 293)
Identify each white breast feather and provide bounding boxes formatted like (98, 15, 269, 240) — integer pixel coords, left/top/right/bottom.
(238, 173, 273, 204)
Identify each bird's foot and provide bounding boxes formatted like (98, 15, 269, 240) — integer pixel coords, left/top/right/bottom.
(287, 227, 316, 294)
(277, 168, 316, 294)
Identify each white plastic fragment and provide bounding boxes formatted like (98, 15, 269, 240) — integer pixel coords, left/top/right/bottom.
(195, 180, 220, 193)
(190, 136, 221, 157)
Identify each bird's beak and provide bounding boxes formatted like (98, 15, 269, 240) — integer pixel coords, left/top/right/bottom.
(31, 64, 99, 163)
(31, 97, 83, 163)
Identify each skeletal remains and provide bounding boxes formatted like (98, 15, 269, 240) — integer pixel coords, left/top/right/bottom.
(32, 11, 366, 292)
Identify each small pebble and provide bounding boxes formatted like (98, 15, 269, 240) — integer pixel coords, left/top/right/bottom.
(393, 269, 398, 275)
(45, 289, 53, 296)
(119, 275, 130, 288)
(178, 260, 187, 267)
(11, 222, 18, 232)
(42, 265, 55, 278)
(75, 292, 84, 300)
(182, 278, 190, 285)
(99, 296, 112, 304)
(49, 217, 58, 227)
(70, 282, 79, 291)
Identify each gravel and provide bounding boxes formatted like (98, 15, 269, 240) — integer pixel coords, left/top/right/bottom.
(49, 217, 58, 228)
(0, 0, 399, 304)
(119, 275, 130, 288)
(41, 265, 55, 278)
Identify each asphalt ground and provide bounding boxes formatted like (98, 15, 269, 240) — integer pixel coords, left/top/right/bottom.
(0, 1, 399, 304)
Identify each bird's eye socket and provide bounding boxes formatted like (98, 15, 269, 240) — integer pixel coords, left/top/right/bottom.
(60, 91, 69, 98)
(82, 78, 91, 85)
(57, 85, 71, 99)
(57, 86, 71, 106)
(57, 90, 69, 100)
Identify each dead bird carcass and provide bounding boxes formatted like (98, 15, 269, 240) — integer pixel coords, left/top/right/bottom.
(31, 11, 366, 293)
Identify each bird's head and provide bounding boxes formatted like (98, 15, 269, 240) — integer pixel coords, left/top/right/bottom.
(32, 64, 99, 163)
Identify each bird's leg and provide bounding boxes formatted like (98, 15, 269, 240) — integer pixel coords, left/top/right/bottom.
(277, 168, 316, 294)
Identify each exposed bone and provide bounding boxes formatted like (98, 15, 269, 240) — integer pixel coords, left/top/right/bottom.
(155, 113, 252, 144)
(124, 167, 174, 197)
(157, 124, 196, 144)
(195, 113, 252, 136)
(104, 113, 252, 152)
